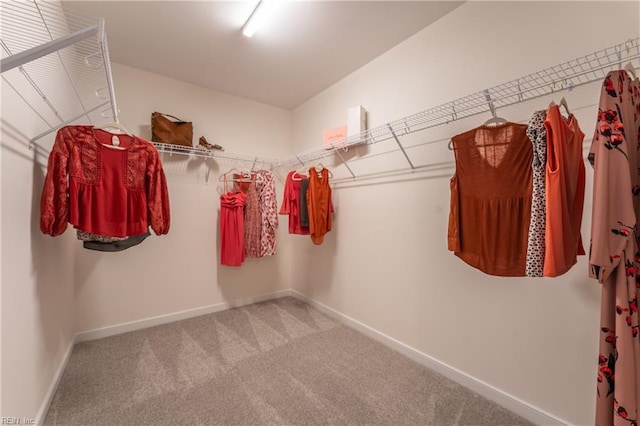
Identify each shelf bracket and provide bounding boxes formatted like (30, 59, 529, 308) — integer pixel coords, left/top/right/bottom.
(387, 124, 415, 170)
(1, 24, 99, 73)
(334, 148, 356, 179)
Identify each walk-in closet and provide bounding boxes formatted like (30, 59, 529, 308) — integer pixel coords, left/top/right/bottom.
(2, 1, 639, 425)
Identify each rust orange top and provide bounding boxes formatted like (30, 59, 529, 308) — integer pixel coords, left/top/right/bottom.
(543, 104, 586, 277)
(448, 122, 532, 276)
(307, 167, 334, 245)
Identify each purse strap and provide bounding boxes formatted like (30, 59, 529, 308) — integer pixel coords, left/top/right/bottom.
(155, 112, 186, 123)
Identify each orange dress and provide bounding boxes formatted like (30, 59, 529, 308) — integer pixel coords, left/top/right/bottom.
(448, 123, 533, 276)
(306, 167, 333, 245)
(543, 104, 586, 277)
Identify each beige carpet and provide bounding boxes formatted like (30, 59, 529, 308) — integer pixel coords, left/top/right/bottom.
(44, 297, 534, 425)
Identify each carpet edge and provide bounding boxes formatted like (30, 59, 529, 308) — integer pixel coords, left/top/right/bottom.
(289, 289, 571, 426)
(74, 289, 293, 343)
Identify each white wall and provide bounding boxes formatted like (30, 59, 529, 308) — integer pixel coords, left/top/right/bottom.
(1, 62, 77, 420)
(291, 2, 640, 425)
(73, 63, 293, 333)
(3, 1, 637, 423)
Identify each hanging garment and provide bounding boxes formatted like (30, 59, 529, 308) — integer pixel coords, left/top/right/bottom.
(220, 191, 247, 266)
(589, 70, 640, 426)
(40, 126, 170, 237)
(279, 171, 310, 235)
(447, 123, 533, 276)
(307, 167, 333, 245)
(300, 178, 310, 228)
(244, 177, 262, 258)
(83, 230, 151, 252)
(233, 174, 252, 194)
(525, 111, 548, 277)
(255, 170, 278, 256)
(77, 230, 127, 243)
(543, 104, 586, 277)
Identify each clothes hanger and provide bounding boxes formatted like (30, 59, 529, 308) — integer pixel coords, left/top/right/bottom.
(549, 97, 571, 117)
(234, 169, 254, 183)
(623, 39, 638, 80)
(93, 121, 132, 136)
(448, 99, 508, 150)
(291, 165, 308, 181)
(482, 102, 507, 127)
(625, 62, 637, 80)
(558, 97, 571, 116)
(313, 162, 334, 179)
(291, 155, 309, 181)
(218, 168, 252, 182)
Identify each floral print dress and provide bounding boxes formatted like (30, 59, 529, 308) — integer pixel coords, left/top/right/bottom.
(589, 70, 640, 426)
(256, 170, 278, 256)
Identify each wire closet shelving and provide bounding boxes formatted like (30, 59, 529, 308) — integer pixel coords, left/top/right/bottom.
(0, 1, 119, 145)
(1, 2, 638, 183)
(148, 37, 640, 182)
(278, 37, 640, 181)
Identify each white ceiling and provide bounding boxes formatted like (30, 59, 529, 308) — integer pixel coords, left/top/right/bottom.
(61, 1, 463, 109)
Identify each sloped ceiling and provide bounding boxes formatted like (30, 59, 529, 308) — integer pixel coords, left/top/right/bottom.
(62, 1, 463, 109)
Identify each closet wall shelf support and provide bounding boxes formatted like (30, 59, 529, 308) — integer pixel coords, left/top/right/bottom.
(334, 148, 356, 179)
(388, 123, 415, 170)
(96, 18, 119, 123)
(0, 24, 98, 73)
(1, 2, 119, 147)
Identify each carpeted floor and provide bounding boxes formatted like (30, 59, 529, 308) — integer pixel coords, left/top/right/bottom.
(44, 297, 534, 425)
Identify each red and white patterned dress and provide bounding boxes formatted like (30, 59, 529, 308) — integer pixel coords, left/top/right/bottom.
(256, 170, 278, 256)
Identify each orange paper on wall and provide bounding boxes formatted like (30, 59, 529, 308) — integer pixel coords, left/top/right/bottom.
(322, 125, 347, 150)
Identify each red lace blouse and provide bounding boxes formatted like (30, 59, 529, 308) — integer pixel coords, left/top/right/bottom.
(40, 126, 170, 238)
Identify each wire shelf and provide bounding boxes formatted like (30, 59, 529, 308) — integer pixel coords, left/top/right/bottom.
(278, 37, 640, 172)
(0, 1, 118, 143)
(2, 1, 637, 184)
(153, 142, 277, 168)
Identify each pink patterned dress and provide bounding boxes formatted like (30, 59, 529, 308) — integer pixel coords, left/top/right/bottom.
(256, 170, 278, 256)
(589, 69, 640, 426)
(244, 177, 262, 258)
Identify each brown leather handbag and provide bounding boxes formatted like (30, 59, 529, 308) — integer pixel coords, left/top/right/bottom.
(151, 112, 193, 147)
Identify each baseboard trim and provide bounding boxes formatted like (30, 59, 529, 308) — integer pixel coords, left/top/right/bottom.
(75, 289, 292, 342)
(35, 337, 75, 425)
(290, 290, 570, 426)
(37, 290, 291, 423)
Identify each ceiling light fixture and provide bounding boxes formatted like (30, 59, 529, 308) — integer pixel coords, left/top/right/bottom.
(242, 0, 271, 38)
